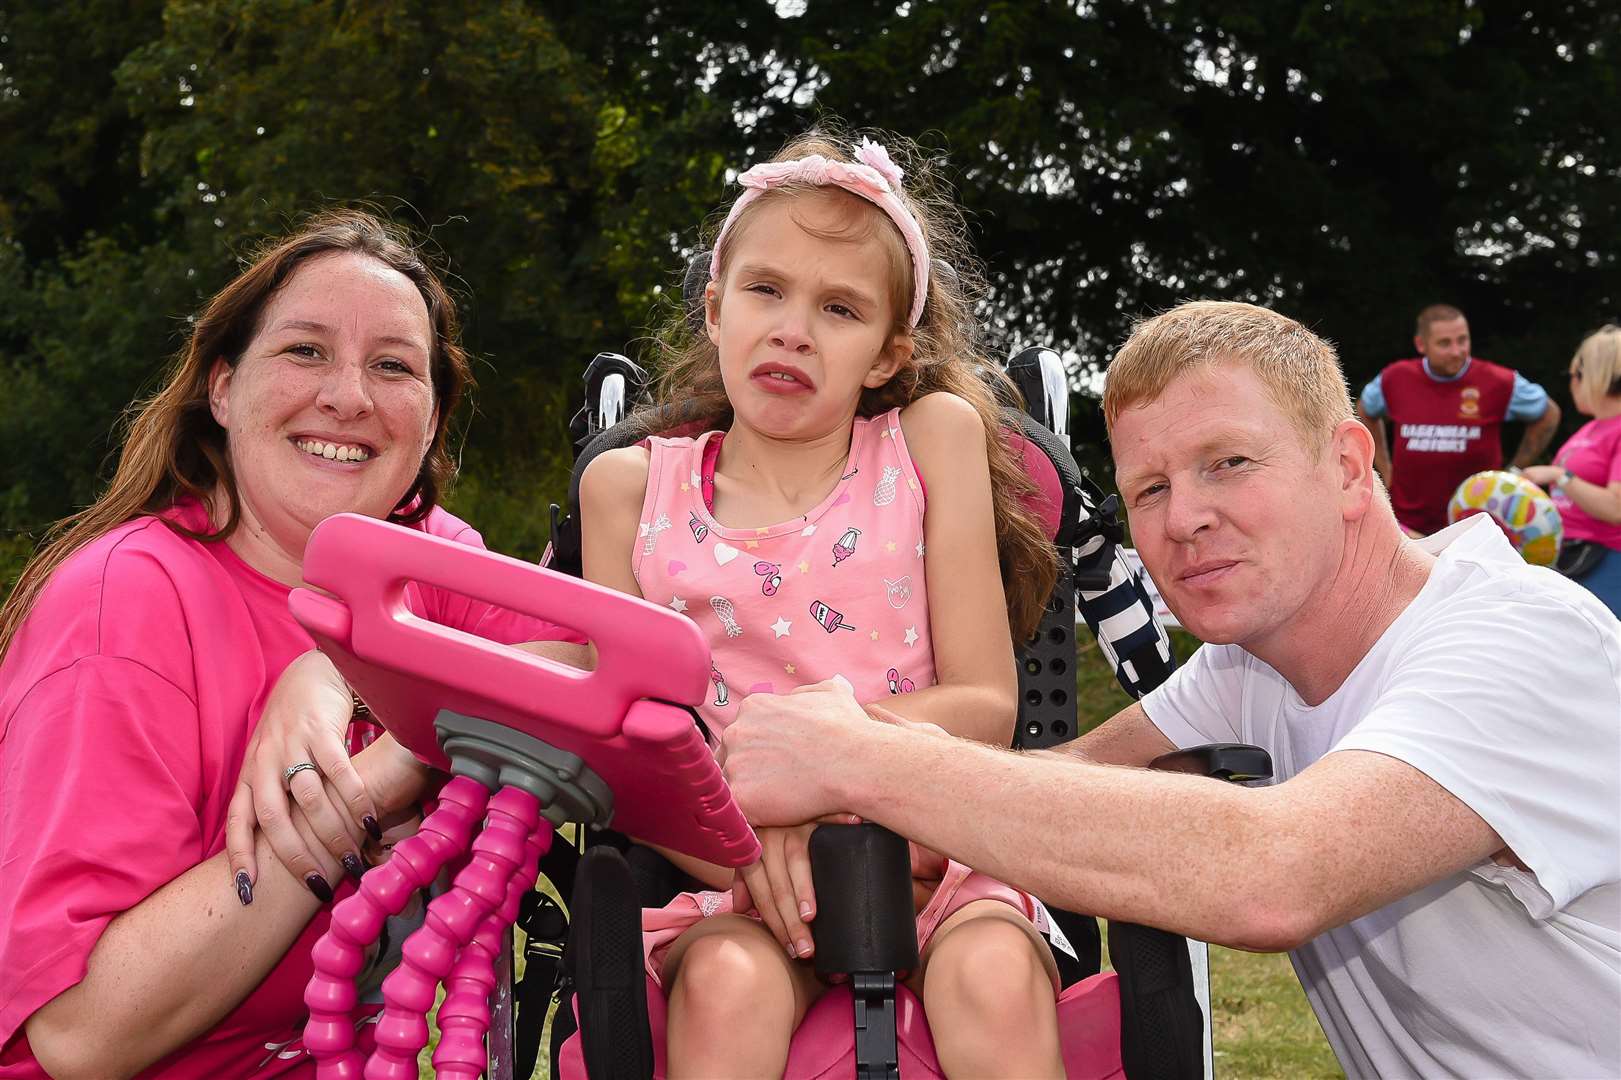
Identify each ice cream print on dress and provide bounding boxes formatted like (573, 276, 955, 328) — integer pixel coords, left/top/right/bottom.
(809, 599, 857, 633)
(711, 664, 729, 707)
(832, 525, 861, 566)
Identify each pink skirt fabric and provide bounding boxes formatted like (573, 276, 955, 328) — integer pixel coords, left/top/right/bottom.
(642, 859, 1052, 990)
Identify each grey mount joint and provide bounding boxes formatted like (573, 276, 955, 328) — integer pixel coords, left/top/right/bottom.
(435, 709, 615, 829)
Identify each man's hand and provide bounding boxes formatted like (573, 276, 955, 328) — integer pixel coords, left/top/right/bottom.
(719, 678, 873, 827)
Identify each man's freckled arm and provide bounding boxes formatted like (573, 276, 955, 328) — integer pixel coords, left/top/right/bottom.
(816, 710, 1503, 952)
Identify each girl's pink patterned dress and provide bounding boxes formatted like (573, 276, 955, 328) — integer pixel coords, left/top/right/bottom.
(632, 408, 1052, 988)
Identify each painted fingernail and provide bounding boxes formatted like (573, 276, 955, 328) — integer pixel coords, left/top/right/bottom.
(363, 816, 382, 842)
(796, 938, 812, 957)
(799, 901, 814, 919)
(235, 871, 253, 907)
(305, 873, 334, 903)
(341, 853, 365, 882)
(786, 941, 799, 958)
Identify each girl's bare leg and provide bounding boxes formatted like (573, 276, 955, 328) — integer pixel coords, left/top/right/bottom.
(911, 899, 1064, 1079)
(662, 913, 825, 1079)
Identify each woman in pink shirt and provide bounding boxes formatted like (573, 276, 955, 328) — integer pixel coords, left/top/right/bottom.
(1524, 325, 1621, 615)
(0, 211, 578, 1078)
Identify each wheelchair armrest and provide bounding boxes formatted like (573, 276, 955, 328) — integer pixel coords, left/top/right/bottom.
(1148, 742, 1273, 783)
(806, 823, 919, 978)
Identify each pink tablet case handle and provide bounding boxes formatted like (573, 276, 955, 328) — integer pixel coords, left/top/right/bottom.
(291, 514, 760, 1080)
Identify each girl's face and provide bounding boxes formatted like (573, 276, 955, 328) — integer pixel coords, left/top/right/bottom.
(706, 194, 912, 441)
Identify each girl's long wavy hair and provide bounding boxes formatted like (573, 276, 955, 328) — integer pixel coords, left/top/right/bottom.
(650, 129, 1057, 640)
(0, 209, 473, 658)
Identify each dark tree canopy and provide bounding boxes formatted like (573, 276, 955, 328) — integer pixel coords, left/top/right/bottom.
(2, 0, 1616, 574)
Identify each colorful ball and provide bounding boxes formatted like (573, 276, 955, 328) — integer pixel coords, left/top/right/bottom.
(1446, 470, 1563, 566)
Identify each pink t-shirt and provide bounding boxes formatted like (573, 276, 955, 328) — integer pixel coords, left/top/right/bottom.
(0, 501, 578, 1078)
(1553, 415, 1621, 549)
(632, 409, 936, 739)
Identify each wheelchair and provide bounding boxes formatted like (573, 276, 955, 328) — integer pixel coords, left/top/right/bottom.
(528, 337, 1268, 1078)
(290, 296, 1272, 1080)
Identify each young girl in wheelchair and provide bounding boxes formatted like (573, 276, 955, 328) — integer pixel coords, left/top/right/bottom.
(578, 128, 1067, 1078)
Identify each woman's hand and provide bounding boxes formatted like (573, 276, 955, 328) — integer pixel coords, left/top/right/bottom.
(226, 650, 381, 900)
(732, 823, 822, 960)
(1520, 464, 1565, 489)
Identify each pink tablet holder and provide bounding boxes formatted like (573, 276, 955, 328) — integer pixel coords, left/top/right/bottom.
(289, 513, 760, 1079)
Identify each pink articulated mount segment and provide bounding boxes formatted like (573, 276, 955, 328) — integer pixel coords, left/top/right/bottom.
(291, 514, 761, 1079)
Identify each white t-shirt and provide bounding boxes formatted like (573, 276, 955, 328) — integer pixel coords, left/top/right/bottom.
(1143, 516, 1621, 1078)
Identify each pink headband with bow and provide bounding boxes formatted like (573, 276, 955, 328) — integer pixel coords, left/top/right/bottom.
(709, 138, 930, 327)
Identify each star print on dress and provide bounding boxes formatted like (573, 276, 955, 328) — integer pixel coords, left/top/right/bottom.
(770, 616, 792, 638)
(873, 465, 900, 506)
(832, 526, 861, 567)
(639, 513, 671, 555)
(669, 596, 688, 613)
(915, 540, 926, 558)
(903, 626, 919, 647)
(710, 595, 743, 637)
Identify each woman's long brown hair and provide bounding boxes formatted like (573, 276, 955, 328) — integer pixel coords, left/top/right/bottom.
(0, 209, 473, 658)
(650, 129, 1058, 640)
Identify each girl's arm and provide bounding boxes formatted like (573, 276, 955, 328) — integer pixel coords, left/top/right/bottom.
(891, 392, 1020, 745)
(579, 447, 734, 891)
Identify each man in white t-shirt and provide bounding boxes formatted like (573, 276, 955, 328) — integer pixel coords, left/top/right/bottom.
(719, 301, 1621, 1077)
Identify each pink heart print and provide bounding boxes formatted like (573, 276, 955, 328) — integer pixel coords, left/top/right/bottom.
(667, 559, 687, 575)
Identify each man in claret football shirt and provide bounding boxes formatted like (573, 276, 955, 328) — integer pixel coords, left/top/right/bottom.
(1356, 304, 1561, 535)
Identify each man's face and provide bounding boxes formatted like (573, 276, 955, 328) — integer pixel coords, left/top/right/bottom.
(1111, 363, 1347, 649)
(1416, 316, 1471, 377)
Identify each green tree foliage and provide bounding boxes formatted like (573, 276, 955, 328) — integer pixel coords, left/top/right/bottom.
(0, 1, 720, 567)
(2, 1, 1616, 582)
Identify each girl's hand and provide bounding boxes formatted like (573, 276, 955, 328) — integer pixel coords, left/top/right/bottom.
(226, 650, 378, 899)
(910, 841, 949, 910)
(732, 823, 822, 960)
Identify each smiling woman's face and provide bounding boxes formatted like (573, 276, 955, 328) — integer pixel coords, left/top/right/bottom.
(207, 251, 437, 580)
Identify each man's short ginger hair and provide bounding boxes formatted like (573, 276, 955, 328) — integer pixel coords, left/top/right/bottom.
(1103, 301, 1354, 449)
(1416, 303, 1466, 338)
